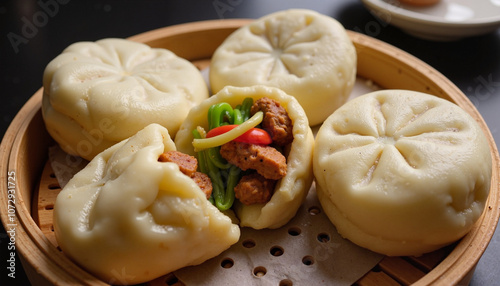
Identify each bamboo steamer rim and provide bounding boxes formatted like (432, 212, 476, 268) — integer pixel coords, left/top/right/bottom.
(0, 18, 498, 286)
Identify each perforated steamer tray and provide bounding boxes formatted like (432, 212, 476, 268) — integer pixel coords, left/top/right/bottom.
(0, 19, 499, 286)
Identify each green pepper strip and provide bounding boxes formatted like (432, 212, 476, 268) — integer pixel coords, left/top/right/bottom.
(192, 129, 208, 172)
(206, 154, 231, 211)
(240, 97, 254, 121)
(206, 103, 236, 169)
(193, 125, 231, 210)
(211, 100, 250, 210)
(222, 165, 240, 210)
(193, 98, 255, 211)
(233, 109, 243, 125)
(207, 147, 231, 169)
(209, 103, 234, 129)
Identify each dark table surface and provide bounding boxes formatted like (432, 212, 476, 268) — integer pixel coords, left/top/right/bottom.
(1, 1, 499, 285)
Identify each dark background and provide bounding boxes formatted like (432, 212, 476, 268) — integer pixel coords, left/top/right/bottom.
(1, 0, 499, 285)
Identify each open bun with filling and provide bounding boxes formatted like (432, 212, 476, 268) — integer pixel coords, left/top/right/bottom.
(54, 123, 240, 284)
(175, 85, 315, 229)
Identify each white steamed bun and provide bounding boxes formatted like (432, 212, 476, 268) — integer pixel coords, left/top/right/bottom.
(209, 9, 357, 126)
(313, 89, 492, 256)
(43, 38, 209, 160)
(54, 124, 240, 284)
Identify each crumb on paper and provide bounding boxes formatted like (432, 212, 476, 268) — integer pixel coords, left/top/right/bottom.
(48, 145, 88, 189)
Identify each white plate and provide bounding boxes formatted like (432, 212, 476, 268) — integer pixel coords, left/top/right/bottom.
(361, 0, 500, 41)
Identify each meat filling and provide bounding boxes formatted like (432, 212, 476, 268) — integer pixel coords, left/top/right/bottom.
(189, 172, 213, 199)
(158, 150, 197, 176)
(158, 151, 213, 199)
(219, 141, 287, 180)
(234, 173, 276, 205)
(250, 97, 293, 146)
(219, 98, 294, 206)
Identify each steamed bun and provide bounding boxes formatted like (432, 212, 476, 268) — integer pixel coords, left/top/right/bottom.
(313, 89, 492, 256)
(209, 9, 357, 126)
(175, 85, 315, 229)
(42, 38, 209, 161)
(54, 124, 240, 284)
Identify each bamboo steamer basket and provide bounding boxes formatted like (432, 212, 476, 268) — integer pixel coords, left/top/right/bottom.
(0, 19, 499, 286)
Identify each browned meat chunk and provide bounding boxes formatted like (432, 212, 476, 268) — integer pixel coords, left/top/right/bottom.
(234, 173, 276, 205)
(158, 151, 213, 198)
(190, 172, 213, 199)
(220, 141, 286, 180)
(158, 150, 197, 176)
(251, 97, 293, 146)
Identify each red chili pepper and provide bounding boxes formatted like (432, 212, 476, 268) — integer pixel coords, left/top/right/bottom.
(206, 125, 272, 145)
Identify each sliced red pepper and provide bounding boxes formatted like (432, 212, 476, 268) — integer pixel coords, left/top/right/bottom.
(206, 125, 272, 145)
